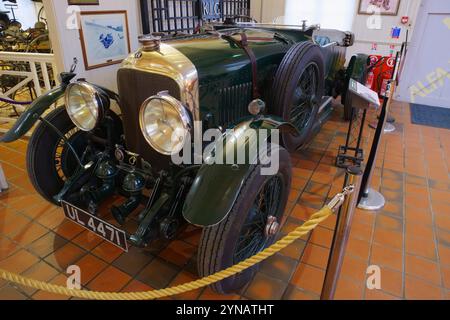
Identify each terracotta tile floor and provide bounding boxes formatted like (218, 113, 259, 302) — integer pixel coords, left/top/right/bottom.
(0, 100, 449, 300)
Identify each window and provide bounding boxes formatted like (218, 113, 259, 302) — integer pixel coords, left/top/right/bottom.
(284, 0, 357, 31)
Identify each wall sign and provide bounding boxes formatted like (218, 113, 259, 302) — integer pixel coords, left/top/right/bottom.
(201, 0, 221, 20)
(391, 26, 401, 39)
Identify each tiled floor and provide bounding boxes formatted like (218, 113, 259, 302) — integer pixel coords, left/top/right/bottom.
(0, 100, 449, 300)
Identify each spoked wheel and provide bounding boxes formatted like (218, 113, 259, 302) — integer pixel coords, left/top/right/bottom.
(233, 176, 284, 263)
(198, 144, 292, 294)
(290, 63, 320, 136)
(269, 42, 325, 152)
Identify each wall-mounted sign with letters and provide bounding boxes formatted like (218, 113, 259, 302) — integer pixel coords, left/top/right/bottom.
(201, 0, 221, 20)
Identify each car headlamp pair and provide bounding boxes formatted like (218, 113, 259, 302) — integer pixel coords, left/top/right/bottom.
(65, 82, 191, 156)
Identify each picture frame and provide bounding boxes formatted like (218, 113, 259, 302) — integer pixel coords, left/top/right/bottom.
(68, 0, 100, 5)
(358, 0, 401, 16)
(78, 10, 131, 70)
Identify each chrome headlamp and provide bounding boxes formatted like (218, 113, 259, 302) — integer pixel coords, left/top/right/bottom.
(64, 81, 109, 131)
(139, 91, 192, 156)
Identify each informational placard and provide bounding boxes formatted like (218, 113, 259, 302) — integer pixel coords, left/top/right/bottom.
(349, 79, 381, 108)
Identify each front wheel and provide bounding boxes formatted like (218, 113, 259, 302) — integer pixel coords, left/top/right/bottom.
(26, 106, 88, 204)
(197, 145, 292, 294)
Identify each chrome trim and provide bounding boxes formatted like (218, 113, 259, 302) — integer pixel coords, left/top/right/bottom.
(139, 91, 193, 156)
(213, 22, 320, 32)
(321, 41, 339, 48)
(318, 96, 333, 114)
(121, 43, 199, 124)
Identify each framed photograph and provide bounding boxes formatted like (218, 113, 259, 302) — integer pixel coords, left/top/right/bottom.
(358, 0, 401, 16)
(68, 0, 99, 5)
(78, 10, 131, 70)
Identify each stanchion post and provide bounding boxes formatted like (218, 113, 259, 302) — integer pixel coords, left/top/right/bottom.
(0, 163, 8, 192)
(358, 81, 397, 210)
(321, 165, 363, 300)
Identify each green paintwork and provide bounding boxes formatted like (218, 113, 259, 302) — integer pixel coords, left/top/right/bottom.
(347, 53, 369, 83)
(0, 85, 66, 143)
(173, 27, 350, 227)
(0, 71, 76, 143)
(168, 28, 346, 128)
(182, 115, 297, 227)
(170, 30, 291, 126)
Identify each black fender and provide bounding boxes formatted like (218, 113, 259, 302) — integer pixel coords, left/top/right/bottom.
(0, 72, 78, 143)
(0, 74, 119, 143)
(343, 53, 370, 99)
(182, 116, 297, 227)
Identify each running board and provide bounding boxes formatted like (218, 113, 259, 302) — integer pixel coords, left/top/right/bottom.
(318, 96, 333, 114)
(308, 96, 334, 143)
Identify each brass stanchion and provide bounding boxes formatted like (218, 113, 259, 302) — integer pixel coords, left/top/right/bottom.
(321, 165, 363, 300)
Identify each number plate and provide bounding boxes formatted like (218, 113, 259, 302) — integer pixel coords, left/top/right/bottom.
(62, 201, 128, 252)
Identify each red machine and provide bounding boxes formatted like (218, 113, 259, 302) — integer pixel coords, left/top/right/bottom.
(366, 55, 396, 97)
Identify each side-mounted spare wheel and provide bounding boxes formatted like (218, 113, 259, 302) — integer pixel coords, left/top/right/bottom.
(197, 144, 292, 294)
(269, 42, 325, 152)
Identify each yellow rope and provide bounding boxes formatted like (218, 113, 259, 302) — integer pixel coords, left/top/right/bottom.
(0, 206, 332, 300)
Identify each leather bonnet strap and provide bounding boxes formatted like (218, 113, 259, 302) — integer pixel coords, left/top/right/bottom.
(221, 32, 261, 99)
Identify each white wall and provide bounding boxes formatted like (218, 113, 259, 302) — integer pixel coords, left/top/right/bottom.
(251, 0, 422, 63)
(347, 0, 422, 59)
(43, 0, 141, 91)
(284, 0, 358, 31)
(251, 0, 286, 23)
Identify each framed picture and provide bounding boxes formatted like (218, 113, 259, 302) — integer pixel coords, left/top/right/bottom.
(68, 0, 99, 5)
(78, 10, 131, 70)
(358, 0, 401, 16)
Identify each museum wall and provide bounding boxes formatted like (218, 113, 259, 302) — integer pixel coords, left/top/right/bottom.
(42, 0, 141, 91)
(346, 0, 422, 60)
(251, 0, 422, 63)
(250, 0, 286, 23)
(283, 0, 358, 31)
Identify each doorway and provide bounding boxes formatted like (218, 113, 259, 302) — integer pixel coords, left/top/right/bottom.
(397, 0, 450, 108)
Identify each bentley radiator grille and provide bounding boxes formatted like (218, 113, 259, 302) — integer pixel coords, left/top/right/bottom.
(117, 69, 181, 170)
(218, 82, 252, 127)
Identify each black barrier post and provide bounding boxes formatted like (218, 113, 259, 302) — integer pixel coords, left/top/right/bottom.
(358, 51, 400, 209)
(321, 165, 364, 300)
(358, 83, 397, 208)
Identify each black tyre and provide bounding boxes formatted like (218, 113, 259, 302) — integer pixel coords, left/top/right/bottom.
(27, 106, 88, 204)
(269, 42, 325, 152)
(197, 145, 292, 294)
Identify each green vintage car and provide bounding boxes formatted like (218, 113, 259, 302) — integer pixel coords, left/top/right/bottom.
(0, 21, 368, 293)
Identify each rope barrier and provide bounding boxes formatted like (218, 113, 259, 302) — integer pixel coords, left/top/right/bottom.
(0, 186, 354, 300)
